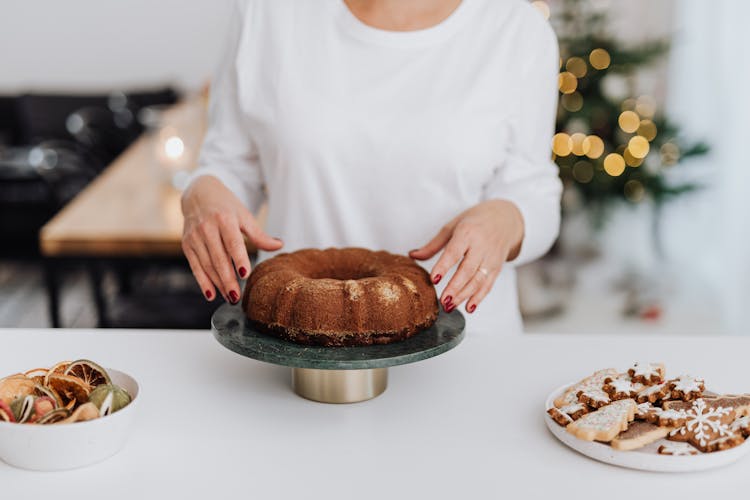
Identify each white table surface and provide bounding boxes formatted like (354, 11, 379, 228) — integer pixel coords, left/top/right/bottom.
(1, 328, 747, 499)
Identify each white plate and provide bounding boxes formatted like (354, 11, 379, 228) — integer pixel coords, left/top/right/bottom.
(0, 368, 139, 471)
(545, 383, 750, 472)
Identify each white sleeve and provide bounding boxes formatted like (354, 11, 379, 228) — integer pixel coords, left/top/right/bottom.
(189, 0, 265, 213)
(483, 15, 562, 266)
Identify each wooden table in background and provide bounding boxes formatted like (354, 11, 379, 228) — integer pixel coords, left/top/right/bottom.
(39, 98, 206, 327)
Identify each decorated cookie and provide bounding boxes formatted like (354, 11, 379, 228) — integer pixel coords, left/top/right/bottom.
(555, 368, 618, 408)
(603, 376, 642, 401)
(705, 434, 745, 452)
(730, 416, 750, 437)
(656, 408, 689, 428)
(547, 403, 588, 427)
(664, 394, 750, 416)
(577, 389, 611, 409)
(628, 362, 665, 385)
(566, 399, 637, 442)
(667, 375, 705, 402)
(636, 382, 670, 404)
(668, 399, 736, 452)
(658, 442, 699, 456)
(611, 420, 672, 451)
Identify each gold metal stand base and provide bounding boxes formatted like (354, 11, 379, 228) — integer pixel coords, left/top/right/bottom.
(292, 367, 388, 404)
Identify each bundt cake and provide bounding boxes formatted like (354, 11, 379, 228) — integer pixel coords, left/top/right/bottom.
(242, 248, 439, 346)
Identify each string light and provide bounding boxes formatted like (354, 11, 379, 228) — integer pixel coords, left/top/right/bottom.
(531, 1, 550, 20)
(637, 119, 658, 141)
(573, 161, 594, 183)
(562, 92, 584, 112)
(583, 135, 605, 159)
(552, 133, 573, 156)
(628, 136, 650, 159)
(589, 48, 611, 70)
(570, 133, 587, 156)
(558, 71, 578, 94)
(603, 153, 626, 176)
(621, 98, 636, 112)
(565, 57, 588, 78)
(618, 111, 640, 133)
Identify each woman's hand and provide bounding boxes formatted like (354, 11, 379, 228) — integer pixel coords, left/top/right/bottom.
(409, 200, 524, 314)
(181, 176, 283, 303)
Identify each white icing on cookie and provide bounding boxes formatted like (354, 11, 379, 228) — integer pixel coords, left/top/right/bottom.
(581, 389, 610, 404)
(631, 362, 661, 379)
(669, 399, 733, 447)
(638, 382, 667, 398)
(730, 416, 750, 432)
(559, 403, 585, 415)
(658, 442, 699, 456)
(571, 400, 635, 432)
(608, 377, 637, 395)
(560, 369, 618, 406)
(670, 375, 704, 394)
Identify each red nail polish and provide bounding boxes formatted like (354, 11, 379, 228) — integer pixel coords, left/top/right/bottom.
(229, 291, 239, 304)
(443, 295, 453, 306)
(446, 303, 456, 313)
(468, 304, 476, 313)
(239, 266, 248, 278)
(205, 290, 213, 299)
(432, 274, 442, 285)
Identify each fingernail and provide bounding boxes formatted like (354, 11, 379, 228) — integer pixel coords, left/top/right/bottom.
(229, 291, 239, 304)
(273, 237, 283, 242)
(468, 303, 476, 313)
(205, 290, 213, 299)
(239, 266, 248, 278)
(446, 303, 456, 313)
(443, 295, 453, 306)
(432, 274, 442, 285)
(409, 249, 419, 254)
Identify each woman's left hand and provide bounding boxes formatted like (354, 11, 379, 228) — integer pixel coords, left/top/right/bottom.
(409, 200, 525, 314)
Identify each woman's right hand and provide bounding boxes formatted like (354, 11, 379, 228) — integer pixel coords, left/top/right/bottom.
(181, 175, 283, 303)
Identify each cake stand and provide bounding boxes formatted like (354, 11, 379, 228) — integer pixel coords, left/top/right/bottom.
(211, 304, 465, 404)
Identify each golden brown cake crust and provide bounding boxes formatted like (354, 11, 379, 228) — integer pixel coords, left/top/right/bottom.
(242, 248, 439, 347)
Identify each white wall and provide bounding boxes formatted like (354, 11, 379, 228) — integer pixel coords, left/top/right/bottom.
(0, 0, 234, 93)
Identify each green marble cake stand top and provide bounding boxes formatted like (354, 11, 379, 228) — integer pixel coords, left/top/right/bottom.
(211, 304, 465, 370)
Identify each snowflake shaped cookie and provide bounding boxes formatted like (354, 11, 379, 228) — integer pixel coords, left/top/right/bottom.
(628, 362, 665, 385)
(668, 399, 736, 452)
(603, 376, 642, 401)
(667, 375, 705, 402)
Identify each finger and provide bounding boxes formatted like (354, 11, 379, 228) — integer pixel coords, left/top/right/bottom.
(409, 221, 456, 262)
(430, 237, 468, 298)
(218, 217, 251, 279)
(190, 237, 225, 300)
(440, 249, 482, 310)
(183, 245, 216, 301)
(240, 214, 284, 252)
(199, 222, 241, 303)
(466, 266, 502, 313)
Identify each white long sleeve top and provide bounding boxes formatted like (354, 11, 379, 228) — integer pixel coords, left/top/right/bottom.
(192, 0, 562, 336)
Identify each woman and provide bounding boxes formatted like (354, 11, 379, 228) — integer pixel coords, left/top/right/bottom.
(181, 0, 562, 335)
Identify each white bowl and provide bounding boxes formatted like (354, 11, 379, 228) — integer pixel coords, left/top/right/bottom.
(0, 368, 139, 471)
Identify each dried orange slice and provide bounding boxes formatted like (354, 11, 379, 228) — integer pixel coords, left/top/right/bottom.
(0, 400, 15, 423)
(43, 361, 71, 386)
(33, 384, 62, 409)
(37, 408, 70, 424)
(64, 359, 111, 390)
(46, 373, 90, 407)
(24, 368, 48, 385)
(0, 375, 35, 405)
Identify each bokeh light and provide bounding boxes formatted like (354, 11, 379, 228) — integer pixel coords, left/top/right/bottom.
(624, 180, 645, 202)
(603, 153, 626, 176)
(558, 71, 578, 94)
(660, 142, 680, 165)
(589, 48, 611, 70)
(635, 95, 656, 118)
(637, 119, 658, 141)
(623, 148, 643, 167)
(570, 133, 587, 156)
(552, 133, 573, 156)
(565, 57, 588, 78)
(561, 92, 584, 112)
(583, 135, 605, 159)
(618, 111, 640, 133)
(628, 136, 650, 159)
(573, 161, 594, 183)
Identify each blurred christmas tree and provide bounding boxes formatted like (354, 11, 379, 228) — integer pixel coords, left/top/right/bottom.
(535, 0, 709, 227)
